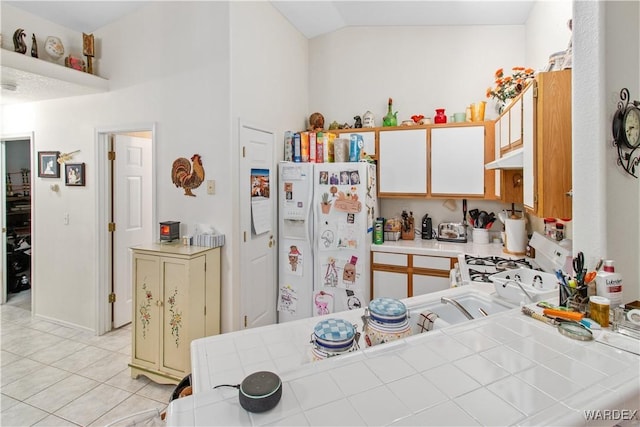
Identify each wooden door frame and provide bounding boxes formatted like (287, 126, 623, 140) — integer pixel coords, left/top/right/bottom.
(0, 132, 35, 308)
(95, 123, 157, 335)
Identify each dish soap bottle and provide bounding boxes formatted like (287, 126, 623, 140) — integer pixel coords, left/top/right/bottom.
(596, 260, 623, 308)
(382, 98, 398, 127)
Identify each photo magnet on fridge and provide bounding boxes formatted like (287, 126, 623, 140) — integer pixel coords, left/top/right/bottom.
(277, 284, 298, 314)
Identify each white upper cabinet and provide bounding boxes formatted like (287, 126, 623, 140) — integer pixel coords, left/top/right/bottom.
(378, 129, 427, 196)
(430, 125, 485, 196)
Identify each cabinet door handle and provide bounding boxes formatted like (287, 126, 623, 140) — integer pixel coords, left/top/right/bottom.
(565, 190, 573, 197)
(156, 300, 163, 307)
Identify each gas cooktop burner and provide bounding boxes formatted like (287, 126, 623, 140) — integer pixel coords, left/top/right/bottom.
(467, 269, 494, 283)
(464, 255, 533, 271)
(495, 258, 533, 271)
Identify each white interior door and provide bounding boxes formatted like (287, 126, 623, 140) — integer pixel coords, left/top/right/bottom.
(239, 123, 277, 329)
(113, 134, 153, 328)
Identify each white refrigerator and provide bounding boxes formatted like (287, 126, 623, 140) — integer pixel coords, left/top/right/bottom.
(277, 161, 378, 322)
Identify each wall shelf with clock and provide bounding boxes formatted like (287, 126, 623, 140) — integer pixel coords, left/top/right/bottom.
(612, 88, 640, 178)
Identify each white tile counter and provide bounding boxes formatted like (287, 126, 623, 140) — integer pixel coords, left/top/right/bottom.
(371, 240, 510, 258)
(166, 285, 640, 426)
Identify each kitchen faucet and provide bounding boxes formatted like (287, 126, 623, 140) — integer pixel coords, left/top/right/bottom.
(440, 297, 474, 320)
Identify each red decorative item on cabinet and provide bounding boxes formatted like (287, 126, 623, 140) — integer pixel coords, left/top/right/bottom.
(434, 109, 447, 124)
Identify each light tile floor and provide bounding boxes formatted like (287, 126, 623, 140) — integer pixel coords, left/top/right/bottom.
(1, 290, 175, 426)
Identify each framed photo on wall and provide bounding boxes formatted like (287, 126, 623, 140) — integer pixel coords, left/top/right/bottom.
(38, 151, 60, 178)
(65, 163, 85, 186)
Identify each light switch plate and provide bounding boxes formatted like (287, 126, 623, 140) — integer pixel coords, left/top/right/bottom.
(207, 180, 215, 195)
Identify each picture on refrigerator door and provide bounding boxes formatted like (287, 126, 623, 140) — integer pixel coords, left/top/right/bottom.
(340, 171, 350, 185)
(343, 256, 358, 286)
(346, 289, 363, 310)
(349, 170, 360, 184)
(277, 284, 298, 314)
(323, 257, 339, 287)
(329, 173, 339, 185)
(337, 222, 359, 249)
(314, 290, 334, 316)
(320, 229, 335, 249)
(320, 255, 360, 288)
(287, 245, 303, 275)
(333, 189, 362, 213)
(319, 171, 328, 185)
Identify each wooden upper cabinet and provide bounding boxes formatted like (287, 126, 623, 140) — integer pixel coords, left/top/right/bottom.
(378, 128, 428, 196)
(523, 69, 572, 219)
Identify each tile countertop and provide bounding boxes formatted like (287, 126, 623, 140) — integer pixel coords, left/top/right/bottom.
(371, 239, 512, 258)
(166, 284, 640, 426)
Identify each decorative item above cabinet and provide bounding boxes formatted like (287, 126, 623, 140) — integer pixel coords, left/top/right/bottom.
(1, 49, 108, 105)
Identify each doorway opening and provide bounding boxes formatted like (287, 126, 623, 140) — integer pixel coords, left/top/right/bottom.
(1, 135, 33, 310)
(96, 125, 156, 335)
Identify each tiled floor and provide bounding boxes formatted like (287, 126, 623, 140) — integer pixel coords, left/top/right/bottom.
(1, 290, 175, 426)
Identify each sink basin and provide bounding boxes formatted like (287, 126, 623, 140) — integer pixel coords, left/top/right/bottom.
(406, 291, 515, 333)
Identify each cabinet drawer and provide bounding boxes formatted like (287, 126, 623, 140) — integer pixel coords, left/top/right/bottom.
(412, 255, 452, 270)
(373, 252, 408, 267)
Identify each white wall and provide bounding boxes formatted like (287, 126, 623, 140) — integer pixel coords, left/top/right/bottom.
(525, 0, 573, 71)
(573, 0, 640, 304)
(228, 2, 309, 331)
(2, 1, 309, 333)
(2, 2, 233, 331)
(307, 16, 573, 238)
(309, 25, 525, 125)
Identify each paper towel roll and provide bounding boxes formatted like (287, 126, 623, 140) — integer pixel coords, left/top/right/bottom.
(504, 218, 527, 255)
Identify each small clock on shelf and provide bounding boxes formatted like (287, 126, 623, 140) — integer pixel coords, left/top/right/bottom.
(612, 88, 640, 178)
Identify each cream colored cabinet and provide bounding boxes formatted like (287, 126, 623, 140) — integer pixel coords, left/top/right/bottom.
(430, 125, 486, 196)
(523, 70, 572, 219)
(130, 244, 220, 384)
(371, 252, 454, 299)
(378, 128, 428, 196)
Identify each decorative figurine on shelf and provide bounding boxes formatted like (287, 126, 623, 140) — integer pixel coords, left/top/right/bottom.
(83, 33, 95, 74)
(65, 55, 85, 71)
(44, 36, 64, 60)
(308, 112, 325, 131)
(30, 33, 38, 58)
(363, 111, 375, 128)
(382, 98, 398, 127)
(13, 29, 27, 54)
(353, 116, 362, 128)
(434, 108, 447, 124)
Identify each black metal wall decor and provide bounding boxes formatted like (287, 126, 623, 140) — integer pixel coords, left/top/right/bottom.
(612, 88, 640, 178)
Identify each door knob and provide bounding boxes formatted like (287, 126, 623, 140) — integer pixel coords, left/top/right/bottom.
(268, 235, 274, 248)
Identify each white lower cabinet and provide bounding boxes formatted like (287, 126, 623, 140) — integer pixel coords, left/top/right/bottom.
(372, 270, 408, 300)
(371, 251, 454, 299)
(412, 274, 451, 296)
(130, 244, 220, 384)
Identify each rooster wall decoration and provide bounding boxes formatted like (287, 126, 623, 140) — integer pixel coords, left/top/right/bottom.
(172, 154, 205, 197)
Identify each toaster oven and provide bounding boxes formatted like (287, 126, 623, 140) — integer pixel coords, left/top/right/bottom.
(436, 222, 467, 243)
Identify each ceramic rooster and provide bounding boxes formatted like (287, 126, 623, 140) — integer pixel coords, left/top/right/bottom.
(171, 154, 205, 197)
